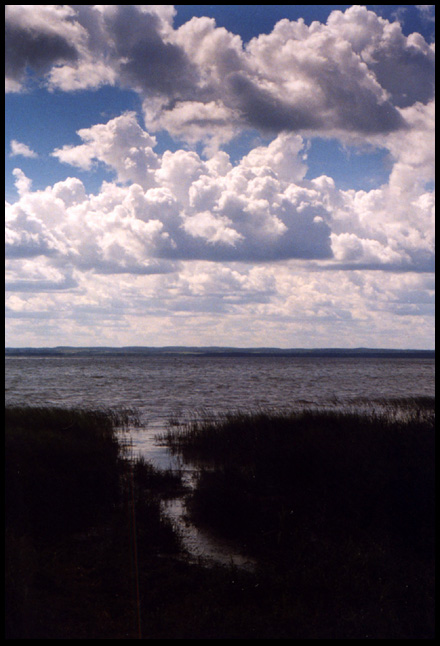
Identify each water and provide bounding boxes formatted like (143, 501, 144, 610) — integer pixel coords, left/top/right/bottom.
(5, 354, 435, 465)
(5, 354, 434, 568)
(5, 352, 435, 409)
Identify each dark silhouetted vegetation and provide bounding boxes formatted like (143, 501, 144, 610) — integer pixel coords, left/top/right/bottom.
(161, 398, 435, 638)
(6, 399, 435, 639)
(5, 406, 182, 639)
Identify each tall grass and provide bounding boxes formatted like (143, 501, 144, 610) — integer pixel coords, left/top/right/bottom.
(6, 400, 435, 639)
(159, 398, 435, 638)
(5, 405, 183, 639)
(161, 399, 435, 548)
(160, 397, 434, 461)
(5, 406, 129, 537)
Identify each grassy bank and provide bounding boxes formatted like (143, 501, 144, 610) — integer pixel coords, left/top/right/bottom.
(161, 398, 435, 638)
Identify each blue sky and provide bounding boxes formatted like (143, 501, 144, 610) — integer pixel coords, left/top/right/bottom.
(5, 5, 435, 348)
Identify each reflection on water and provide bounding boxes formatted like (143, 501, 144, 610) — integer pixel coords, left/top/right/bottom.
(161, 497, 257, 570)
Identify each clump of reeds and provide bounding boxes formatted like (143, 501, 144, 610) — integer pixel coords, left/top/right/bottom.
(5, 405, 184, 639)
(159, 398, 435, 638)
(132, 454, 185, 497)
(163, 399, 434, 548)
(6, 399, 435, 639)
(160, 397, 434, 461)
(5, 406, 129, 537)
(5, 404, 141, 434)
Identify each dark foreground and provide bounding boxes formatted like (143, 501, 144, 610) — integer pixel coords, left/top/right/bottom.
(6, 400, 435, 639)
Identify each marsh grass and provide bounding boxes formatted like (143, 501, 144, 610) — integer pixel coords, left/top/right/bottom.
(5, 406, 132, 537)
(159, 398, 435, 638)
(6, 400, 435, 639)
(5, 405, 183, 639)
(162, 399, 435, 550)
(132, 454, 185, 497)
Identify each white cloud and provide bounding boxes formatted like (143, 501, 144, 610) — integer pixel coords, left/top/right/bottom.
(182, 211, 244, 246)
(5, 257, 78, 292)
(52, 112, 159, 187)
(384, 99, 435, 194)
(48, 59, 117, 92)
(6, 5, 434, 143)
(5, 260, 435, 348)
(144, 100, 240, 155)
(326, 5, 435, 108)
(10, 140, 38, 158)
(6, 103, 434, 273)
(7, 125, 332, 268)
(12, 168, 32, 196)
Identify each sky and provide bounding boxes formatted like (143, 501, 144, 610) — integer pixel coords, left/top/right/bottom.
(5, 5, 435, 349)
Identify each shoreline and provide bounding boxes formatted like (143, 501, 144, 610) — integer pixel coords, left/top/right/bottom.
(5, 346, 435, 359)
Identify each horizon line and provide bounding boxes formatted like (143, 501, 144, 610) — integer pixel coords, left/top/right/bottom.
(5, 345, 435, 353)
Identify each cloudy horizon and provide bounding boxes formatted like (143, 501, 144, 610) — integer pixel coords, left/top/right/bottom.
(5, 5, 435, 349)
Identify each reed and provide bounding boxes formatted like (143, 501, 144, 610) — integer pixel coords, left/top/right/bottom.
(163, 400, 434, 548)
(5, 405, 183, 639)
(160, 398, 435, 638)
(6, 406, 126, 537)
(6, 400, 435, 639)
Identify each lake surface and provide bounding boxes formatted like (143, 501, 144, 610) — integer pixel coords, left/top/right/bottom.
(5, 354, 435, 463)
(5, 354, 435, 567)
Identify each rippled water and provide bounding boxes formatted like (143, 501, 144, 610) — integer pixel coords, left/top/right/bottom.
(5, 354, 435, 464)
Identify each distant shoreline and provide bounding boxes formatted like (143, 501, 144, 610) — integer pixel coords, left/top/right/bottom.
(5, 346, 435, 359)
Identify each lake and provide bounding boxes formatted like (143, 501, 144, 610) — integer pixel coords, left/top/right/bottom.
(5, 354, 435, 464)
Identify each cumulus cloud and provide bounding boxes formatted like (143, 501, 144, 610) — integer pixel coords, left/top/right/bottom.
(12, 168, 32, 196)
(7, 124, 333, 270)
(6, 104, 434, 273)
(153, 7, 412, 142)
(6, 5, 434, 143)
(5, 5, 84, 90)
(326, 6, 435, 108)
(52, 112, 159, 188)
(10, 140, 38, 159)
